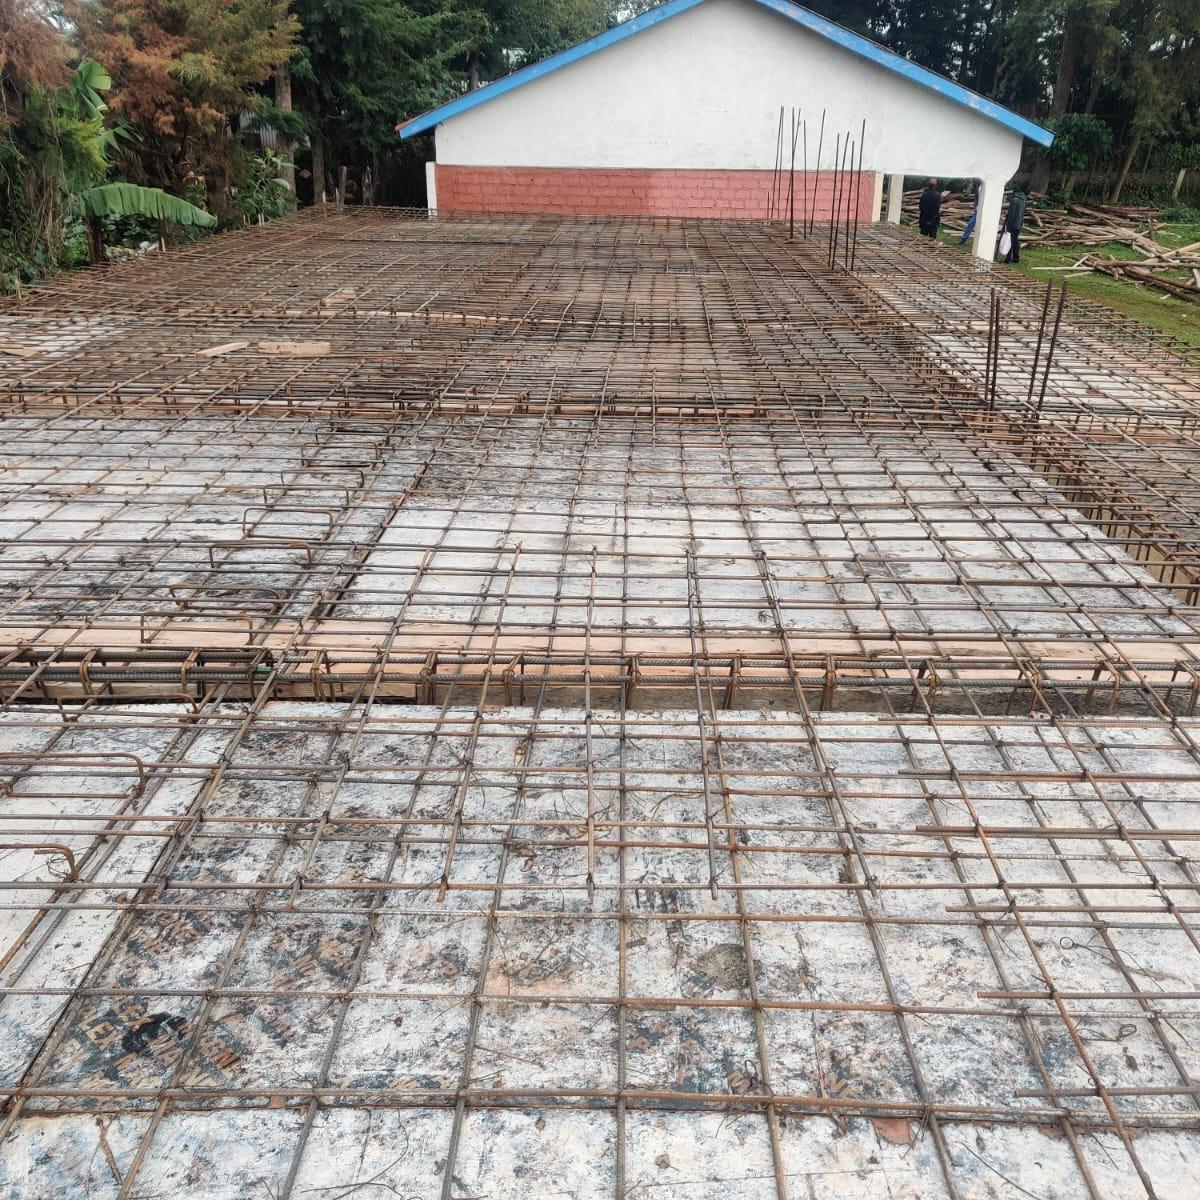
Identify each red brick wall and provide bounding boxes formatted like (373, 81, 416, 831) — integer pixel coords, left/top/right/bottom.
(432, 166, 878, 221)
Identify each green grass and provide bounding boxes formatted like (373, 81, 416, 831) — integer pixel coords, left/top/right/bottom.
(937, 220, 1200, 351)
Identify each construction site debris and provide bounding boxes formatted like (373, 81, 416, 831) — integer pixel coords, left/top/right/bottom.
(903, 190, 1200, 299)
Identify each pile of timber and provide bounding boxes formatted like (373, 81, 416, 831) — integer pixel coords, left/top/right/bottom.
(901, 191, 1200, 301)
(1021, 201, 1165, 247)
(1073, 249, 1200, 300)
(900, 189, 974, 232)
(1028, 203, 1200, 301)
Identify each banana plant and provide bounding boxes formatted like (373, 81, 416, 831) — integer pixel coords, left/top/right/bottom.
(80, 183, 217, 227)
(65, 58, 112, 123)
(61, 59, 219, 261)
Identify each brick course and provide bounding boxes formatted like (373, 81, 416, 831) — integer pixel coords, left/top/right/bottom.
(433, 166, 877, 221)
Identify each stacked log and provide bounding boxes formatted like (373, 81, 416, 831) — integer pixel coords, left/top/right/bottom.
(899, 191, 1199, 301)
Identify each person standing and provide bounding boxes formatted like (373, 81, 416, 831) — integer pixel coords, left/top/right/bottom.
(958, 187, 979, 245)
(918, 179, 942, 238)
(1003, 187, 1027, 263)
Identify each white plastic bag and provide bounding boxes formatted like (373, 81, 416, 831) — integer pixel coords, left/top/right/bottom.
(998, 230, 1012, 258)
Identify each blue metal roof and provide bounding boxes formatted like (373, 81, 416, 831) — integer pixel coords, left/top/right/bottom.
(397, 0, 1053, 149)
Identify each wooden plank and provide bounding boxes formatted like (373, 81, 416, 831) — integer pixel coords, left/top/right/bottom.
(196, 341, 250, 357)
(256, 339, 331, 357)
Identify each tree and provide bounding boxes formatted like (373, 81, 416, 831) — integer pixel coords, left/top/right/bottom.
(459, 0, 621, 90)
(1, 35, 217, 284)
(1, 4, 117, 283)
(1104, 0, 1200, 201)
(66, 0, 297, 213)
(1, 1, 73, 279)
(881, 0, 975, 78)
(801, 0, 888, 38)
(288, 0, 483, 202)
(997, 0, 1119, 192)
(0, 0, 69, 119)
(804, 0, 1199, 204)
(1045, 111, 1112, 194)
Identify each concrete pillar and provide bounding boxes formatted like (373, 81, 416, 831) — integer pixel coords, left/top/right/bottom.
(885, 173, 904, 223)
(871, 172, 885, 222)
(973, 177, 1005, 261)
(425, 161, 438, 215)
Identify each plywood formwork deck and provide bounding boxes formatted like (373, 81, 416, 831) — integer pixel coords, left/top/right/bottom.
(2, 208, 1200, 1198)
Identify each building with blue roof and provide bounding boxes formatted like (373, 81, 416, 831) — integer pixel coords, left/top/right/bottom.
(400, 0, 1051, 259)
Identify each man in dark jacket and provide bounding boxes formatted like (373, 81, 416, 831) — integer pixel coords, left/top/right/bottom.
(1003, 187, 1027, 263)
(918, 179, 942, 238)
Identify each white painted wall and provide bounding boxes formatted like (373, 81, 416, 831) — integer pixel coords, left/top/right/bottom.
(434, 0, 1024, 182)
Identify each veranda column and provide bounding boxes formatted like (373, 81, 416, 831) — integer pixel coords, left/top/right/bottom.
(885, 173, 904, 223)
(972, 177, 1005, 261)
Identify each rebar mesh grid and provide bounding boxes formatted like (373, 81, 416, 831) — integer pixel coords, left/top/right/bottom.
(0, 411, 1197, 650)
(2, 208, 1200, 1197)
(1, 694, 1200, 1199)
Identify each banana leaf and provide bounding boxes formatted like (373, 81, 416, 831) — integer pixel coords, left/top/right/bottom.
(80, 183, 217, 227)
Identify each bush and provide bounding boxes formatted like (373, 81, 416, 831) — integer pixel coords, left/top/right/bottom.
(1046, 114, 1113, 173)
(230, 150, 296, 225)
(1162, 202, 1200, 222)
